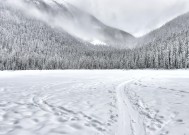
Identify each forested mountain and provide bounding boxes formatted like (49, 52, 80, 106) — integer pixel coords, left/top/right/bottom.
(132, 12, 189, 69)
(0, 2, 132, 70)
(0, 0, 189, 70)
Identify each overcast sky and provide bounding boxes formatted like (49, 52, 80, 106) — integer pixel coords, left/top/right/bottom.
(68, 0, 189, 37)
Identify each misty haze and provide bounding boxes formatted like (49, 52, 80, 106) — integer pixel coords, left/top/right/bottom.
(0, 0, 189, 135)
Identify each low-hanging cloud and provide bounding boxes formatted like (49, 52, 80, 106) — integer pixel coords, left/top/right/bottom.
(4, 0, 98, 42)
(4, 0, 189, 38)
(68, 0, 189, 37)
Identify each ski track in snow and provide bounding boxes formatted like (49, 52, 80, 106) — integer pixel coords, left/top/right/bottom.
(0, 70, 189, 135)
(116, 80, 146, 135)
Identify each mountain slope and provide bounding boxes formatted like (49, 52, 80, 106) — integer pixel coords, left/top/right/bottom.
(137, 12, 189, 46)
(131, 12, 189, 69)
(11, 0, 135, 48)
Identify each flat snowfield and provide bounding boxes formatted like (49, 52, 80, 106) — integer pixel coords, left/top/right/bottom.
(0, 70, 189, 135)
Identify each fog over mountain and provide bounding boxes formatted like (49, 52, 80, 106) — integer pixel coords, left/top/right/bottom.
(4, 0, 135, 48)
(69, 0, 189, 37)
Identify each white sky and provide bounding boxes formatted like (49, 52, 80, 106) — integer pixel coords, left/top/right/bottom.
(68, 0, 189, 37)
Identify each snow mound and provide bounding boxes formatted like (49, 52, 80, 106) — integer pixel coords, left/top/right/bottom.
(90, 39, 107, 46)
(41, 0, 68, 6)
(42, 0, 54, 5)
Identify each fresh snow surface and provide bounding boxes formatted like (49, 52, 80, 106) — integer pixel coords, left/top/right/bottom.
(0, 70, 189, 135)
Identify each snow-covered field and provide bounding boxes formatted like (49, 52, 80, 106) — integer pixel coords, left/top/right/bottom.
(0, 70, 189, 135)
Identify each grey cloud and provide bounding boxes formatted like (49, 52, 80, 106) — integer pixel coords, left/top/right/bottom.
(69, 0, 189, 37)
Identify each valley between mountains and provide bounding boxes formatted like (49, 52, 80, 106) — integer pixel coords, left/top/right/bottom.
(1, 0, 189, 135)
